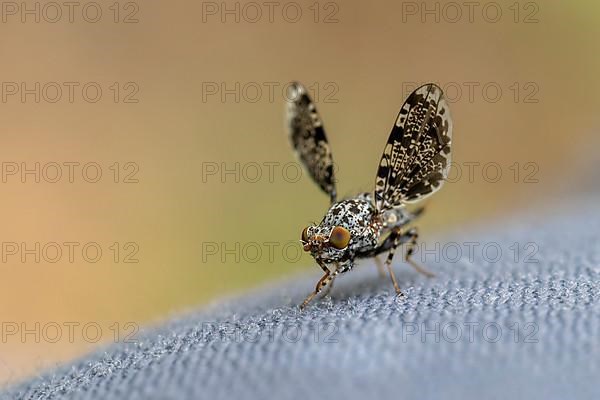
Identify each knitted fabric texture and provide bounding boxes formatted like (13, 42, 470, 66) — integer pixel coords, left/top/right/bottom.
(3, 199, 600, 400)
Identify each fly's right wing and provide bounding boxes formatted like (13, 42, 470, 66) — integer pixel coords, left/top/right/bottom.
(374, 84, 452, 211)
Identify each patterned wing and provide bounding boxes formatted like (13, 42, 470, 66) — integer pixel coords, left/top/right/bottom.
(286, 81, 337, 203)
(374, 83, 452, 211)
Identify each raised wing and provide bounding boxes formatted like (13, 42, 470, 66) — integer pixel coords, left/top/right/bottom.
(374, 83, 452, 211)
(286, 82, 337, 203)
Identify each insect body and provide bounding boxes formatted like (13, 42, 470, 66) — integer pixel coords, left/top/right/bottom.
(286, 82, 452, 309)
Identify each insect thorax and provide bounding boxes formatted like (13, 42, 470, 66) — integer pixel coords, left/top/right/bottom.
(324, 191, 412, 229)
(317, 193, 379, 254)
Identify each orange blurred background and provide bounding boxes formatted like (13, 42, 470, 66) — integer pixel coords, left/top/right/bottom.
(1, 0, 599, 385)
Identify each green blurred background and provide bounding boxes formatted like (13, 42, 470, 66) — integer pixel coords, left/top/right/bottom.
(1, 0, 599, 385)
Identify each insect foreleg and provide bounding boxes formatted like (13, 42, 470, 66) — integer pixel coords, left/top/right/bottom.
(383, 231, 404, 295)
(316, 259, 330, 274)
(321, 262, 340, 297)
(300, 271, 330, 310)
(403, 227, 435, 278)
(300, 269, 339, 310)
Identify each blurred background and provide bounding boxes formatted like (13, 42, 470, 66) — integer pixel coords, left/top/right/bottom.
(1, 0, 599, 385)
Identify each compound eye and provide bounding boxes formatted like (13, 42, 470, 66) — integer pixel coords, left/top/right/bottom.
(301, 227, 309, 243)
(329, 226, 351, 249)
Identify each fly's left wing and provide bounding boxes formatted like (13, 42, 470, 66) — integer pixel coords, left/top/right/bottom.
(374, 84, 452, 211)
(286, 82, 337, 203)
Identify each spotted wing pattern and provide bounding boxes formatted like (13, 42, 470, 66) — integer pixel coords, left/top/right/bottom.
(286, 82, 337, 203)
(374, 84, 452, 211)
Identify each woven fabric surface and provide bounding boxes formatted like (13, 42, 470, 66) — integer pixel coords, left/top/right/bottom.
(3, 197, 600, 400)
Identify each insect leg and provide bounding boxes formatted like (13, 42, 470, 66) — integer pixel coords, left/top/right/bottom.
(403, 227, 435, 278)
(383, 233, 404, 295)
(316, 259, 330, 274)
(300, 271, 335, 310)
(321, 262, 342, 297)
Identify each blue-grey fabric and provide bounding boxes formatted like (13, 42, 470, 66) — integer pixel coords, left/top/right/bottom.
(3, 198, 600, 400)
